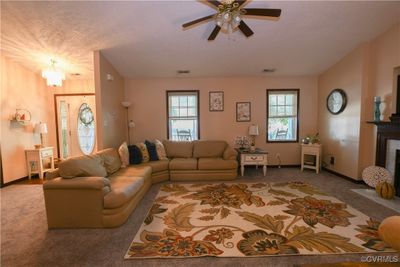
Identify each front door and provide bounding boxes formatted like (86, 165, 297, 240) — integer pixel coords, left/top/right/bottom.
(56, 95, 96, 159)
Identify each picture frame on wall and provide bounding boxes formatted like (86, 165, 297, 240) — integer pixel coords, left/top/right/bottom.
(209, 91, 224, 111)
(236, 102, 251, 122)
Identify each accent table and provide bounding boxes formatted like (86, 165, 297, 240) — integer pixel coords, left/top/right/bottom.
(25, 147, 55, 179)
(236, 148, 268, 176)
(301, 144, 322, 174)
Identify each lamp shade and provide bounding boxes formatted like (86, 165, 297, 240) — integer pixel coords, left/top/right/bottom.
(128, 120, 135, 128)
(35, 122, 48, 134)
(248, 125, 259, 136)
(121, 101, 131, 108)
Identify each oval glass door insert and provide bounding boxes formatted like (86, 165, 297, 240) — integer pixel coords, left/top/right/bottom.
(77, 103, 96, 155)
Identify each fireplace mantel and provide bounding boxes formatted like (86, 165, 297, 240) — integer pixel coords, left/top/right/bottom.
(367, 120, 400, 167)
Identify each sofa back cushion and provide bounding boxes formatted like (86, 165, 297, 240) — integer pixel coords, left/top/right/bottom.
(193, 140, 227, 158)
(58, 155, 107, 179)
(96, 148, 122, 175)
(163, 140, 193, 158)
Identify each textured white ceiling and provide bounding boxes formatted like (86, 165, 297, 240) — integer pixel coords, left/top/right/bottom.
(1, 1, 400, 79)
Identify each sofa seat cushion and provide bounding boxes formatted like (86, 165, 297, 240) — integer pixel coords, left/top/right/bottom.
(139, 160, 169, 173)
(169, 158, 197, 170)
(193, 140, 227, 158)
(163, 140, 193, 158)
(110, 166, 152, 181)
(198, 158, 237, 170)
(104, 176, 144, 209)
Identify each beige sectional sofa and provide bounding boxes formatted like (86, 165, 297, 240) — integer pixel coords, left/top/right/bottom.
(43, 140, 237, 228)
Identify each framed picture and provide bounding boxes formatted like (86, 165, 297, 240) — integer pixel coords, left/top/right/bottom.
(209, 91, 224, 111)
(236, 102, 251, 122)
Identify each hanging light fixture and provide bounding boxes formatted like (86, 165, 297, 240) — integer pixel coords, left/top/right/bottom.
(216, 0, 245, 31)
(42, 59, 65, 87)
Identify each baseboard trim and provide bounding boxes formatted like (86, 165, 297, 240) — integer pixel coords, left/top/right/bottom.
(268, 164, 301, 168)
(244, 164, 300, 169)
(322, 167, 364, 184)
(1, 176, 31, 188)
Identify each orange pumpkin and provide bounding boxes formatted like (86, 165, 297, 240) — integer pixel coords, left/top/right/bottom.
(375, 181, 396, 199)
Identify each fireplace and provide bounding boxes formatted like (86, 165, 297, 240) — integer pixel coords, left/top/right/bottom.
(369, 74, 400, 196)
(395, 150, 400, 197)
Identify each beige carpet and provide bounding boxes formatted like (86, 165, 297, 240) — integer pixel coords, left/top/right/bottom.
(125, 182, 395, 259)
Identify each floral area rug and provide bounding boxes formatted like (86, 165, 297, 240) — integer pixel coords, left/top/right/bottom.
(125, 182, 395, 259)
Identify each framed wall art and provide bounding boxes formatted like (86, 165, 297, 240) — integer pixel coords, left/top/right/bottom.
(236, 102, 251, 122)
(209, 91, 224, 111)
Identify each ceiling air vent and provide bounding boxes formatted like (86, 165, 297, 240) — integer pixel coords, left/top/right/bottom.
(262, 68, 276, 73)
(177, 70, 190, 74)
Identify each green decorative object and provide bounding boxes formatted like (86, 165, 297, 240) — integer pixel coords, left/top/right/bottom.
(302, 133, 320, 144)
(376, 181, 395, 199)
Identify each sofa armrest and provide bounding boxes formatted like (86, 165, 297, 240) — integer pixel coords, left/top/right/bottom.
(223, 146, 238, 160)
(43, 176, 111, 228)
(45, 168, 60, 180)
(44, 176, 110, 191)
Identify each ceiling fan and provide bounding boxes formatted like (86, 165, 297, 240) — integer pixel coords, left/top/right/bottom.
(182, 0, 281, 40)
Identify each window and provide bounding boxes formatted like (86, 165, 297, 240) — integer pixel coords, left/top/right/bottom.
(77, 103, 96, 154)
(167, 91, 199, 141)
(267, 89, 299, 142)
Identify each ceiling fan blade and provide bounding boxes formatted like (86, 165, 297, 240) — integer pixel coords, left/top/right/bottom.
(208, 25, 221, 40)
(235, 0, 247, 7)
(238, 21, 254, 37)
(182, 14, 215, 28)
(207, 0, 222, 8)
(244, 8, 282, 17)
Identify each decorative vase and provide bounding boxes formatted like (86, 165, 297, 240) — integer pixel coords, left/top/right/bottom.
(374, 96, 381, 122)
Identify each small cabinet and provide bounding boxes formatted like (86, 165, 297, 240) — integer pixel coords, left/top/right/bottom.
(25, 147, 55, 179)
(301, 144, 322, 174)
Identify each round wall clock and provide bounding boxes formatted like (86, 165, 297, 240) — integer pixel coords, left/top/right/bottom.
(327, 89, 347, 114)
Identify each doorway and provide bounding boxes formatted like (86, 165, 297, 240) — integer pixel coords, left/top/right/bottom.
(54, 94, 96, 159)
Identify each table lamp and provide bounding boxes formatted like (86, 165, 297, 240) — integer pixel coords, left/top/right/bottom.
(35, 122, 48, 148)
(248, 124, 259, 151)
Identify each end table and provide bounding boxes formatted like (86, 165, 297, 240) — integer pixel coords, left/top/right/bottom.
(25, 147, 55, 179)
(236, 148, 268, 176)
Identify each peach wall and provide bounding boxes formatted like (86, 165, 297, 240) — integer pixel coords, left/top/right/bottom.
(1, 54, 95, 183)
(125, 76, 318, 165)
(1, 55, 52, 183)
(318, 46, 365, 179)
(318, 23, 400, 180)
(94, 51, 126, 150)
(358, 24, 400, 176)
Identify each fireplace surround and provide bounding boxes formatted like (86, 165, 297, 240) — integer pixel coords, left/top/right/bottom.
(369, 74, 400, 196)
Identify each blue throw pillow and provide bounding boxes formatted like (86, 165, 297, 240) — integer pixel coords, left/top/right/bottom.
(145, 140, 159, 161)
(128, 145, 142, 165)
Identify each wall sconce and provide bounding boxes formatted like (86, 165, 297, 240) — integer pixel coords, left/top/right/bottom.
(42, 59, 65, 87)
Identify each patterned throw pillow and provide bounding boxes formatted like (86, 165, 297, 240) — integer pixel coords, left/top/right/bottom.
(145, 140, 159, 161)
(128, 145, 142, 165)
(118, 142, 129, 168)
(154, 139, 167, 160)
(136, 142, 150, 163)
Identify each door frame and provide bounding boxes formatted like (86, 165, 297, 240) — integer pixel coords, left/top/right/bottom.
(54, 93, 95, 158)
